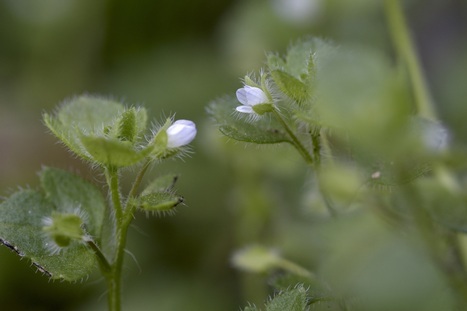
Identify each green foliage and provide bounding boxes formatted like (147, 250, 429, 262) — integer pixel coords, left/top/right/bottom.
(266, 285, 308, 311)
(207, 96, 291, 144)
(0, 168, 104, 281)
(43, 96, 125, 162)
(43, 95, 170, 167)
(2, 95, 197, 311)
(243, 285, 309, 311)
(211, 31, 465, 311)
(267, 38, 318, 104)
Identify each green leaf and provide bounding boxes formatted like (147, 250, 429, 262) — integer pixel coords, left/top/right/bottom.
(80, 135, 150, 167)
(39, 167, 106, 239)
(0, 167, 106, 281)
(112, 107, 148, 143)
(135, 192, 183, 213)
(416, 177, 467, 232)
(43, 95, 125, 161)
(270, 70, 309, 103)
(142, 174, 179, 196)
(0, 190, 96, 281)
(207, 97, 291, 144)
(267, 38, 319, 103)
(266, 285, 308, 311)
(313, 46, 411, 157)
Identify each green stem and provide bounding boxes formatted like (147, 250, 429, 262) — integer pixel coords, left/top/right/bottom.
(104, 160, 153, 311)
(384, 0, 436, 120)
(271, 109, 314, 165)
(85, 238, 111, 273)
(385, 3, 467, 304)
(124, 159, 152, 220)
(106, 167, 123, 222)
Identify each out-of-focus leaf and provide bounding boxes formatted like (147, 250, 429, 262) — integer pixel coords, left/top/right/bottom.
(266, 285, 308, 311)
(416, 177, 467, 232)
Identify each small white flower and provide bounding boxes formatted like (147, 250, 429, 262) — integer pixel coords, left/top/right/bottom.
(236, 86, 269, 114)
(166, 120, 197, 148)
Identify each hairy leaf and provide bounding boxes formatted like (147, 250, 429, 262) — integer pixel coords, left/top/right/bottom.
(80, 135, 150, 167)
(207, 96, 291, 144)
(0, 190, 96, 281)
(266, 285, 308, 311)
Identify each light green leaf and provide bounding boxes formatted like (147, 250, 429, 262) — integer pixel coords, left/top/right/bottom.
(266, 285, 308, 311)
(207, 97, 291, 144)
(416, 177, 467, 232)
(267, 38, 319, 103)
(270, 70, 309, 103)
(142, 174, 179, 196)
(43, 95, 125, 161)
(135, 193, 183, 214)
(80, 135, 150, 167)
(0, 190, 96, 281)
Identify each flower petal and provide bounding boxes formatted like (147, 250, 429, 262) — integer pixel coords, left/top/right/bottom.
(236, 105, 255, 114)
(166, 120, 197, 148)
(236, 86, 268, 106)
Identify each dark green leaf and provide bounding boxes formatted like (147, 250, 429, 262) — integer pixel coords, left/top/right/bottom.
(39, 167, 106, 239)
(0, 190, 95, 281)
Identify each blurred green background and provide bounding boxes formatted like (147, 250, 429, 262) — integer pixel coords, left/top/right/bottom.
(0, 0, 466, 310)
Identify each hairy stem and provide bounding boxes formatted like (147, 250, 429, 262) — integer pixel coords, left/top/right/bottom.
(106, 167, 123, 222)
(103, 159, 153, 311)
(272, 109, 314, 165)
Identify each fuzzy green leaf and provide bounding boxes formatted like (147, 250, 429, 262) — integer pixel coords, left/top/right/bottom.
(39, 167, 106, 239)
(270, 70, 309, 103)
(142, 174, 179, 196)
(416, 178, 467, 232)
(0, 190, 96, 281)
(80, 136, 150, 167)
(0, 167, 106, 281)
(207, 97, 291, 144)
(266, 285, 308, 311)
(43, 95, 125, 161)
(267, 38, 318, 103)
(135, 192, 183, 213)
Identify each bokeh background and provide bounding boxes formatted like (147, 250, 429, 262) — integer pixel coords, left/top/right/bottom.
(0, 0, 466, 310)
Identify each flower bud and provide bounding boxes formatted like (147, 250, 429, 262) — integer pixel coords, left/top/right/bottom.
(236, 86, 269, 114)
(166, 120, 197, 148)
(42, 211, 86, 254)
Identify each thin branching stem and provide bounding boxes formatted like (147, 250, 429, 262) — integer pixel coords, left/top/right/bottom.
(104, 159, 154, 311)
